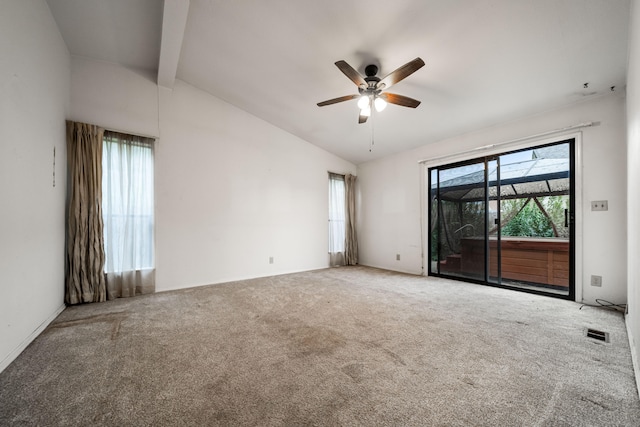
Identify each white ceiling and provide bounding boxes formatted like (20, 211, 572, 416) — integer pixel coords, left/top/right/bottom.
(46, 0, 630, 164)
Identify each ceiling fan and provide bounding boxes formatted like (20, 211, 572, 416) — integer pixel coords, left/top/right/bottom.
(317, 57, 425, 124)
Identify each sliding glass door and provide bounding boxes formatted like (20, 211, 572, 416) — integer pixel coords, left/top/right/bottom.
(431, 159, 487, 281)
(428, 139, 574, 299)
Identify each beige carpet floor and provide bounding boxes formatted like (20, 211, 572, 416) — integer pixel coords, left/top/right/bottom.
(1, 266, 638, 426)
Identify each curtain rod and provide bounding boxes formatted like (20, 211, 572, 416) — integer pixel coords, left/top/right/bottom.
(418, 121, 594, 165)
(67, 120, 160, 140)
(104, 127, 159, 140)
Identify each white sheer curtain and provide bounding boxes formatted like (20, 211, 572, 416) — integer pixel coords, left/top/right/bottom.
(102, 131, 155, 299)
(328, 173, 346, 266)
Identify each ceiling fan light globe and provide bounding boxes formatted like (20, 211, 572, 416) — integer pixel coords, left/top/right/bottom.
(361, 107, 371, 117)
(357, 96, 370, 110)
(374, 97, 387, 112)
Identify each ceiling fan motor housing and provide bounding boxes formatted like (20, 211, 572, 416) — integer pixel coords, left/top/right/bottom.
(360, 64, 382, 96)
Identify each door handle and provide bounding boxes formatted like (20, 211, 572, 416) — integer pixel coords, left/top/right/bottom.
(564, 209, 569, 227)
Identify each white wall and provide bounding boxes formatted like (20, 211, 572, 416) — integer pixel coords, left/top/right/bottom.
(626, 0, 640, 396)
(68, 59, 356, 292)
(0, 0, 70, 372)
(357, 93, 628, 305)
(155, 81, 356, 290)
(70, 57, 160, 138)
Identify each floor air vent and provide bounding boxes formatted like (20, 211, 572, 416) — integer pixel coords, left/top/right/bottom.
(586, 328, 609, 343)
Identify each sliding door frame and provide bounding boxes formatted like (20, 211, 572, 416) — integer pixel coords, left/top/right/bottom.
(421, 132, 583, 302)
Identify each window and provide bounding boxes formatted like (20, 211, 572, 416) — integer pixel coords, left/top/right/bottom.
(328, 173, 346, 253)
(102, 131, 154, 275)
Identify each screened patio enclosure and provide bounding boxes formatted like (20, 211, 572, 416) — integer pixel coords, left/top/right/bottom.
(429, 140, 574, 298)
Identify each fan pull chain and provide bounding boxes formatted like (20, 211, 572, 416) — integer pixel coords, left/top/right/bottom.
(369, 111, 375, 152)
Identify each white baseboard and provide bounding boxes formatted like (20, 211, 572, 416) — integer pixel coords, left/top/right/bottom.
(626, 314, 640, 400)
(358, 262, 423, 276)
(156, 266, 330, 293)
(0, 304, 66, 374)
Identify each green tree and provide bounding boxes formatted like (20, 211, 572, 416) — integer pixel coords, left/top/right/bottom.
(501, 195, 568, 238)
(501, 202, 553, 237)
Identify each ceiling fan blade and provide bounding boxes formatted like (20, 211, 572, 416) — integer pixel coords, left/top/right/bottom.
(335, 60, 366, 87)
(358, 113, 369, 124)
(380, 92, 421, 108)
(317, 94, 359, 107)
(377, 57, 425, 90)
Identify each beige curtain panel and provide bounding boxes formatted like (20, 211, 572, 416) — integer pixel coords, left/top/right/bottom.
(344, 174, 358, 265)
(65, 121, 107, 304)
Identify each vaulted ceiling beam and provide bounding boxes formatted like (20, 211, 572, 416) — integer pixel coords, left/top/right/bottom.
(158, 0, 190, 88)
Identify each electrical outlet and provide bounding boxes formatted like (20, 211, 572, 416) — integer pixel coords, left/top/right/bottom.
(591, 200, 608, 211)
(269, 256, 274, 264)
(396, 254, 401, 261)
(590, 275, 602, 287)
